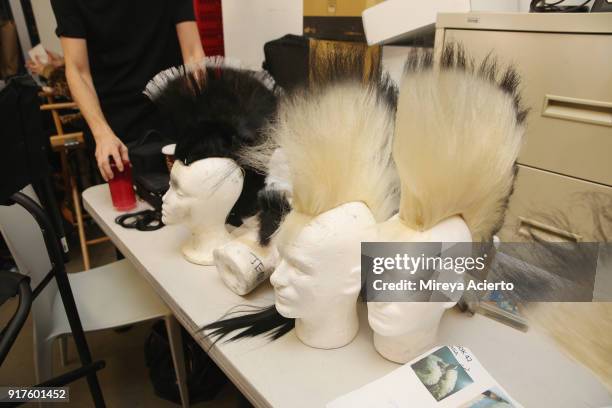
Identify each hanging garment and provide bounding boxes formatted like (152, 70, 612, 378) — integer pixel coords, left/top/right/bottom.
(0, 20, 19, 79)
(0, 76, 51, 203)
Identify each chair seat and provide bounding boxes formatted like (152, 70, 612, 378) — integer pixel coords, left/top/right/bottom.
(49, 259, 169, 340)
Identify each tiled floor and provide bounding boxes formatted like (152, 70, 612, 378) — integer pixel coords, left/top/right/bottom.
(0, 224, 246, 407)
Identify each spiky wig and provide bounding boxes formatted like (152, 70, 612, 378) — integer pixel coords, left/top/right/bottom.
(204, 50, 400, 343)
(144, 58, 278, 225)
(274, 79, 399, 223)
(394, 44, 528, 242)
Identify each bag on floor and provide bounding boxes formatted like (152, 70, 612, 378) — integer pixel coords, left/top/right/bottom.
(144, 320, 228, 404)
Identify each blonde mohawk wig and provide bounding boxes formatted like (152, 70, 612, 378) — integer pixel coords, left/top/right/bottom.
(276, 78, 399, 222)
(241, 48, 398, 223)
(394, 44, 528, 242)
(205, 50, 399, 344)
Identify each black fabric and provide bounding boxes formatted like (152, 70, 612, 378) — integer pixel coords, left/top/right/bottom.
(0, 271, 30, 307)
(0, 76, 51, 204)
(133, 173, 169, 212)
(127, 130, 171, 212)
(127, 130, 172, 180)
(263, 34, 309, 92)
(50, 0, 194, 143)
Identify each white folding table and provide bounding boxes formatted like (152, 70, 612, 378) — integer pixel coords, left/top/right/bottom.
(83, 184, 612, 408)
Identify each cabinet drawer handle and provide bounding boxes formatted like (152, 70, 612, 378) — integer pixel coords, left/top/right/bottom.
(542, 95, 612, 127)
(518, 217, 582, 242)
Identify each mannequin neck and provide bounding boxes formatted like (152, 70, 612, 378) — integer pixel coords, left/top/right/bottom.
(187, 223, 231, 250)
(190, 221, 229, 238)
(295, 302, 359, 349)
(373, 323, 439, 364)
(182, 223, 232, 265)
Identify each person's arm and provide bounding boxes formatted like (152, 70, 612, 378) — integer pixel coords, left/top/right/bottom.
(61, 37, 128, 181)
(176, 21, 205, 65)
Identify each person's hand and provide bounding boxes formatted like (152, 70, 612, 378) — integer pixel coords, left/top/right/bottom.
(47, 50, 64, 68)
(94, 131, 130, 181)
(25, 56, 46, 76)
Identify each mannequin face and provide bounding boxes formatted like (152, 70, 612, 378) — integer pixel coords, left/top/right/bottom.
(270, 202, 375, 320)
(162, 161, 194, 225)
(162, 159, 243, 227)
(368, 215, 471, 338)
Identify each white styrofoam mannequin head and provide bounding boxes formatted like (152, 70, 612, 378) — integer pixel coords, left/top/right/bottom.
(270, 201, 376, 349)
(368, 215, 472, 363)
(162, 158, 244, 265)
(214, 227, 280, 296)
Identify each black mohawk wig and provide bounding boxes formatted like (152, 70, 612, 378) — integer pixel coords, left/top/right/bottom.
(144, 58, 278, 164)
(144, 58, 279, 225)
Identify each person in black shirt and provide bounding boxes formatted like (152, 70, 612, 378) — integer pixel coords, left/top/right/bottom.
(51, 0, 205, 181)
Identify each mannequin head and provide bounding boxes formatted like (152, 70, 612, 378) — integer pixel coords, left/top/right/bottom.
(270, 202, 375, 348)
(145, 59, 278, 225)
(203, 63, 399, 345)
(368, 215, 471, 363)
(162, 158, 243, 265)
(263, 78, 397, 349)
(367, 44, 526, 363)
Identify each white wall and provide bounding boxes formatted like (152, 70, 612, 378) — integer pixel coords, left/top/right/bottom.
(31, 0, 62, 54)
(222, 0, 303, 70)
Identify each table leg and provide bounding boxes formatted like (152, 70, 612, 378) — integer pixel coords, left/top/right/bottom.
(165, 315, 190, 408)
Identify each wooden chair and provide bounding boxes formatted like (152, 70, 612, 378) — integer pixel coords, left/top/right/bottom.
(40, 92, 109, 270)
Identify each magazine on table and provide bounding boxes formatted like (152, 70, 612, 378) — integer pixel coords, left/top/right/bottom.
(327, 345, 522, 408)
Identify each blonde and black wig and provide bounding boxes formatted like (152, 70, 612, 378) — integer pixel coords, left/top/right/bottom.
(203, 50, 400, 343)
(394, 45, 528, 242)
(144, 58, 278, 225)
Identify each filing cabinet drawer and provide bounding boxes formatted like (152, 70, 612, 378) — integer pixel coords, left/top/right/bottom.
(445, 29, 612, 186)
(499, 165, 612, 242)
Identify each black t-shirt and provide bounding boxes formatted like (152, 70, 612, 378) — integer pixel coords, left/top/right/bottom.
(51, 0, 195, 142)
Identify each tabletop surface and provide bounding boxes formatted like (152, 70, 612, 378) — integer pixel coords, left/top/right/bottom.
(83, 184, 612, 408)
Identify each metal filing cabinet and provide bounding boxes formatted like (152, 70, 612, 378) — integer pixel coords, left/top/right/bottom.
(434, 12, 612, 241)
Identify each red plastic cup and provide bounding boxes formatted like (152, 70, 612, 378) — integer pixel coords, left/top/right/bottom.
(108, 161, 136, 211)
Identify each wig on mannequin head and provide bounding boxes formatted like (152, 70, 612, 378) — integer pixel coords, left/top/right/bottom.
(144, 58, 278, 225)
(203, 51, 400, 343)
(394, 44, 528, 242)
